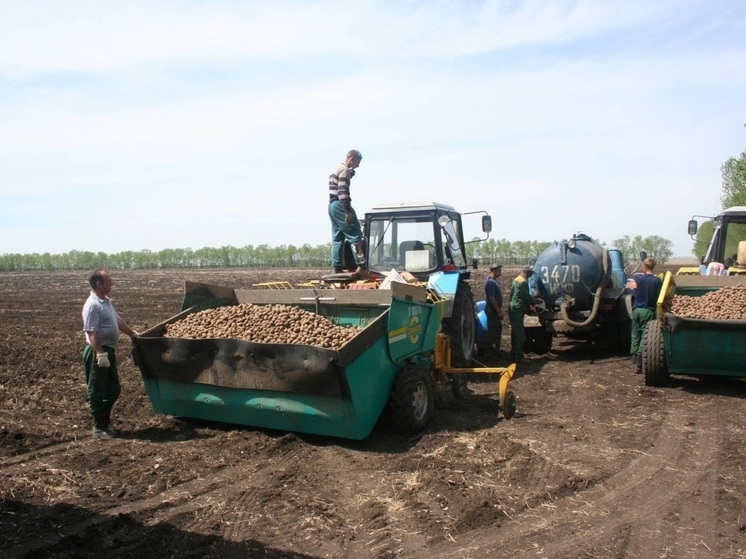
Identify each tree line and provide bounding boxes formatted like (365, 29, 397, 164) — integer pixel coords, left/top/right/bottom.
(0, 235, 673, 272)
(3, 149, 742, 273)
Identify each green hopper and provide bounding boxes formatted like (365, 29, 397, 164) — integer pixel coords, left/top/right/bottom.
(132, 281, 516, 440)
(642, 272, 746, 386)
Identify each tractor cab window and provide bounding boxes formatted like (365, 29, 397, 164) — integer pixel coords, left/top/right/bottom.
(438, 215, 466, 268)
(703, 213, 746, 267)
(721, 218, 746, 267)
(367, 217, 437, 272)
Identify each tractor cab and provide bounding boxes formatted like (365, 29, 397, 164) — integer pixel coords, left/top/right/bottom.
(362, 202, 492, 281)
(687, 206, 746, 275)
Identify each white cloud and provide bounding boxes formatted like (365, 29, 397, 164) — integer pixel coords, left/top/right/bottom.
(0, 1, 685, 75)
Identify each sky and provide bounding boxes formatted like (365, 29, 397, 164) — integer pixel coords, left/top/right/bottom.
(1, 0, 745, 258)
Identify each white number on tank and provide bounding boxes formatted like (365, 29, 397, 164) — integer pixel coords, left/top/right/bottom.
(542, 264, 581, 295)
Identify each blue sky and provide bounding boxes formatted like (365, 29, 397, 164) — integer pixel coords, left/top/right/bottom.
(1, 0, 744, 257)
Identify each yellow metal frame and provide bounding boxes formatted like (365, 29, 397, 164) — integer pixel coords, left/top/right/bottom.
(656, 270, 675, 319)
(676, 266, 702, 275)
(433, 333, 516, 412)
(252, 281, 295, 290)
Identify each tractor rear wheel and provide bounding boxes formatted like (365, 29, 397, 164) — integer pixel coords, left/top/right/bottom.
(389, 365, 434, 434)
(642, 320, 669, 387)
(442, 282, 475, 367)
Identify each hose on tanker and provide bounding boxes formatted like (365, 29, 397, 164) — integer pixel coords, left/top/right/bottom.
(558, 249, 610, 328)
(559, 286, 604, 327)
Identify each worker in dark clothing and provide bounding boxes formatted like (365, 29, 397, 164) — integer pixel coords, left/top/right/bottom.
(478, 264, 503, 356)
(328, 149, 365, 276)
(629, 257, 663, 373)
(509, 264, 542, 363)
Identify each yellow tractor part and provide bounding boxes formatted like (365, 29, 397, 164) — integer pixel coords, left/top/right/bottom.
(676, 266, 702, 275)
(252, 281, 295, 290)
(433, 333, 517, 419)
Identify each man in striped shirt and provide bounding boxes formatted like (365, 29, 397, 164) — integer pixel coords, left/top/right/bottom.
(328, 149, 366, 275)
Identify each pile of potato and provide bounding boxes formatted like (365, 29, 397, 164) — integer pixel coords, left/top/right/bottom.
(164, 303, 362, 349)
(670, 283, 746, 320)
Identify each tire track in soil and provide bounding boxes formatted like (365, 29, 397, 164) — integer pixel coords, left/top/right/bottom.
(427, 396, 724, 558)
(215, 445, 428, 559)
(0, 439, 86, 470)
(4, 441, 306, 558)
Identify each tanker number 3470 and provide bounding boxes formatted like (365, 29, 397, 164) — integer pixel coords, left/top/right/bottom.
(543, 264, 581, 284)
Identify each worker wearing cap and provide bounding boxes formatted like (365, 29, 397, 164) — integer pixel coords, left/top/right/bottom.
(509, 264, 541, 363)
(479, 264, 503, 357)
(328, 149, 366, 276)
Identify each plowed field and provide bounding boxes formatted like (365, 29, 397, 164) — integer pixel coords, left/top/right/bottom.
(1, 268, 744, 559)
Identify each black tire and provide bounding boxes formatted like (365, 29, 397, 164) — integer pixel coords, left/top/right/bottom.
(603, 319, 632, 354)
(642, 320, 669, 387)
(502, 390, 517, 419)
(602, 320, 620, 352)
(530, 327, 552, 355)
(442, 282, 475, 367)
(524, 326, 550, 354)
(389, 365, 434, 433)
(451, 374, 467, 399)
(523, 333, 534, 355)
(616, 320, 632, 353)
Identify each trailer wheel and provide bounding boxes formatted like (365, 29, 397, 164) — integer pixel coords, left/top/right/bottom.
(642, 320, 669, 387)
(442, 282, 475, 367)
(389, 365, 434, 433)
(502, 390, 517, 419)
(451, 374, 467, 399)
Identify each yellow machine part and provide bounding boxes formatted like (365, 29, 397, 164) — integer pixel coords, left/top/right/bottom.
(433, 333, 516, 414)
(676, 266, 702, 275)
(252, 281, 295, 290)
(656, 271, 675, 317)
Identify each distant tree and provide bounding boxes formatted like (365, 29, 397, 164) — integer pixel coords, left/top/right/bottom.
(612, 235, 634, 259)
(612, 235, 673, 264)
(641, 235, 673, 263)
(720, 150, 746, 208)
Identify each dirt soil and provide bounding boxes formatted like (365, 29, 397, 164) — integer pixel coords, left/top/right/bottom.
(1, 268, 744, 559)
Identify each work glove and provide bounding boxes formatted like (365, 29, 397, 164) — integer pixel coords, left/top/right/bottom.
(96, 352, 111, 368)
(345, 212, 354, 225)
